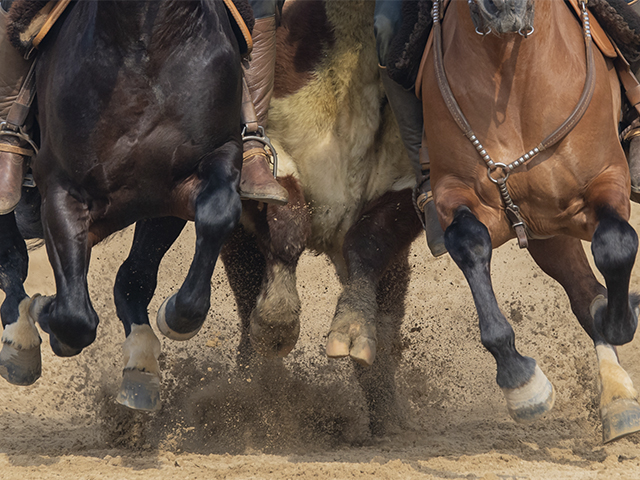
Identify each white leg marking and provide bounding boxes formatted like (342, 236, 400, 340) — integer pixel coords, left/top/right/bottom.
(2, 297, 41, 350)
(122, 324, 161, 376)
(596, 344, 638, 407)
(502, 364, 553, 410)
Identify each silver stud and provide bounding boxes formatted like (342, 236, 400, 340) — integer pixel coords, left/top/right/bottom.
(483, 155, 491, 162)
(480, 149, 486, 155)
(523, 154, 530, 161)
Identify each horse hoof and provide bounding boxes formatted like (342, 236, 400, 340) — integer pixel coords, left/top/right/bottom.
(349, 336, 376, 367)
(601, 398, 640, 443)
(116, 369, 161, 412)
(326, 332, 351, 358)
(0, 343, 41, 386)
(503, 364, 555, 423)
(156, 296, 200, 341)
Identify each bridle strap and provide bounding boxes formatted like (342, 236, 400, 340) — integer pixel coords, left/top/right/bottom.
(432, 0, 596, 247)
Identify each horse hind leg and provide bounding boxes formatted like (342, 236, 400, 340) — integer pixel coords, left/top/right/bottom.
(0, 213, 41, 385)
(157, 142, 242, 340)
(445, 207, 554, 423)
(528, 235, 640, 443)
(114, 217, 186, 411)
(590, 206, 639, 346)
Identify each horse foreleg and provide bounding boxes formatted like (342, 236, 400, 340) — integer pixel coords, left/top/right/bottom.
(528, 236, 640, 443)
(590, 206, 639, 345)
(35, 185, 97, 357)
(445, 206, 554, 423)
(0, 212, 41, 385)
(157, 143, 242, 340)
(326, 190, 421, 367)
(114, 217, 186, 411)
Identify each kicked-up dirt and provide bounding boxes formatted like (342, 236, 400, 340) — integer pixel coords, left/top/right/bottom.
(2, 206, 640, 479)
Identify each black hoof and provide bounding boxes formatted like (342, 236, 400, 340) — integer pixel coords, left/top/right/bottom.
(156, 295, 202, 341)
(49, 335, 83, 357)
(116, 369, 161, 412)
(591, 295, 638, 346)
(0, 343, 41, 386)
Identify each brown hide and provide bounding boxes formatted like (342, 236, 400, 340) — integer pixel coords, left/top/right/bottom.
(421, 0, 628, 246)
(274, 0, 335, 98)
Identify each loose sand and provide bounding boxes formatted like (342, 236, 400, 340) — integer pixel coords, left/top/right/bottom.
(2, 206, 640, 480)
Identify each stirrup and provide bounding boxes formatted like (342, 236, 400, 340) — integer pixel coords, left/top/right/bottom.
(0, 122, 38, 158)
(242, 125, 278, 178)
(621, 118, 640, 144)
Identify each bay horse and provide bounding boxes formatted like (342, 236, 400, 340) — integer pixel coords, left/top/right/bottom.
(420, 0, 640, 442)
(0, 0, 244, 410)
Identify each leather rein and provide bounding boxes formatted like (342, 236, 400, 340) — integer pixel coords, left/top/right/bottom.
(432, 0, 596, 248)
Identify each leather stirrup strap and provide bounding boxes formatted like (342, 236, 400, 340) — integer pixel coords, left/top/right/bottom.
(5, 59, 37, 129)
(241, 77, 260, 134)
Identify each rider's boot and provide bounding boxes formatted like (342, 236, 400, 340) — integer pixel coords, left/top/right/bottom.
(0, 2, 34, 215)
(380, 67, 446, 257)
(240, 14, 288, 205)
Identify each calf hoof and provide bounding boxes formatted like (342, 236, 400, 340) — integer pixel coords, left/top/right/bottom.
(502, 364, 555, 423)
(156, 295, 201, 341)
(0, 343, 41, 386)
(601, 398, 640, 443)
(326, 331, 377, 367)
(326, 332, 350, 358)
(249, 313, 300, 358)
(117, 369, 161, 412)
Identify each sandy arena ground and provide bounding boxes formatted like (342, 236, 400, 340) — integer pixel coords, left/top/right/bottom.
(2, 205, 640, 479)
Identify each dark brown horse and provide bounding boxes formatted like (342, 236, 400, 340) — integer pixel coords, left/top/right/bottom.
(420, 0, 640, 442)
(0, 0, 244, 410)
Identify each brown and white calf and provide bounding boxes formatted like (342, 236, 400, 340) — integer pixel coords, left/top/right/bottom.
(221, 0, 424, 434)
